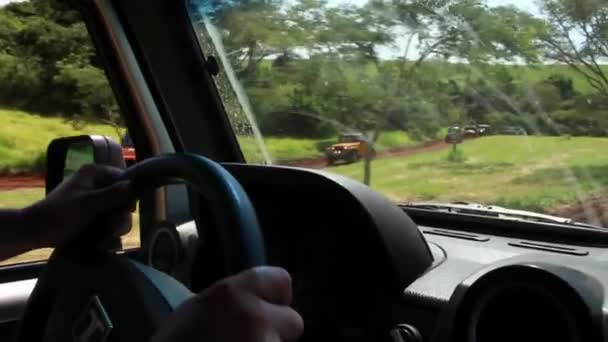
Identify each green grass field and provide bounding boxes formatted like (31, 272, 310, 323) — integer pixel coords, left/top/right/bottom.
(331, 135, 608, 213)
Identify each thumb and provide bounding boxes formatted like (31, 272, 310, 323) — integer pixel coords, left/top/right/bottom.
(83, 181, 136, 213)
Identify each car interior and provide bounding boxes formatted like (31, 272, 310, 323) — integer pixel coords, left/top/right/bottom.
(1, 0, 608, 342)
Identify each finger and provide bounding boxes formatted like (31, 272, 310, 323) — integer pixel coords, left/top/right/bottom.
(262, 302, 304, 342)
(76, 164, 124, 188)
(261, 330, 282, 342)
(235, 267, 293, 306)
(91, 164, 127, 188)
(84, 180, 136, 213)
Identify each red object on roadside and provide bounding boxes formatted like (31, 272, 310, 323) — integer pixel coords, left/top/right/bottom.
(122, 147, 137, 166)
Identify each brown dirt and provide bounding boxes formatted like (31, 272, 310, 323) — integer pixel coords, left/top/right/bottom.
(550, 190, 608, 227)
(278, 139, 452, 169)
(0, 174, 44, 190)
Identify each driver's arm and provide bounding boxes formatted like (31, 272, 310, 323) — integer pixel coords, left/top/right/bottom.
(0, 164, 135, 261)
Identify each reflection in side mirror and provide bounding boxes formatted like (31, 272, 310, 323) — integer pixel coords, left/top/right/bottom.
(46, 135, 126, 194)
(64, 141, 95, 180)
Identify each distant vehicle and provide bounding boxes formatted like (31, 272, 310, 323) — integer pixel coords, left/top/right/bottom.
(476, 124, 492, 135)
(463, 125, 479, 137)
(121, 133, 137, 166)
(325, 132, 374, 165)
(445, 126, 463, 144)
(502, 126, 527, 135)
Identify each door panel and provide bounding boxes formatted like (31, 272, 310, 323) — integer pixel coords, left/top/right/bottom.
(0, 279, 37, 340)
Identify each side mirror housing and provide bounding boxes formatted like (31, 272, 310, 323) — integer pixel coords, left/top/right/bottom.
(46, 135, 125, 194)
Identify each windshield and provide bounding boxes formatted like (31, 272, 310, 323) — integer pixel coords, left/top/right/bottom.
(186, 0, 608, 228)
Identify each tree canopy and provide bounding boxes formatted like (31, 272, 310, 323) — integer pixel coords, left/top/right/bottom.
(0, 0, 607, 142)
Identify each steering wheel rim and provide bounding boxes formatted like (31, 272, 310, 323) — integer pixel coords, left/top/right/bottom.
(120, 153, 266, 272)
(16, 153, 267, 342)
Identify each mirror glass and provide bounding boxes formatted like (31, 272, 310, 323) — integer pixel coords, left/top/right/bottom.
(64, 141, 94, 180)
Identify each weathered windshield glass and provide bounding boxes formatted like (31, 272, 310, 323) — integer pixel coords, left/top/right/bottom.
(187, 0, 608, 227)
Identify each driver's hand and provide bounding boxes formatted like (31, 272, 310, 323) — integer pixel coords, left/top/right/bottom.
(26, 164, 135, 248)
(150, 267, 304, 342)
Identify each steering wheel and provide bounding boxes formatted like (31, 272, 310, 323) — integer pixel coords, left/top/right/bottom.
(15, 154, 267, 342)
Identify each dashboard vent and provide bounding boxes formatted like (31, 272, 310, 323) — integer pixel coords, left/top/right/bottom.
(422, 228, 490, 242)
(508, 241, 589, 256)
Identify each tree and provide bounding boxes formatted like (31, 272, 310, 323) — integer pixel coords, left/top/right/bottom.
(546, 73, 576, 100)
(0, 0, 118, 122)
(538, 0, 608, 97)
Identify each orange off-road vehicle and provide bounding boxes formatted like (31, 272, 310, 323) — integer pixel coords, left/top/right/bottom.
(325, 133, 374, 165)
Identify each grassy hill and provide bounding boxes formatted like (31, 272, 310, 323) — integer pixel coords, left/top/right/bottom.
(331, 135, 608, 213)
(0, 109, 121, 173)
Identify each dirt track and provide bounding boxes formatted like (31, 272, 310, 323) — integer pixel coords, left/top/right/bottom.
(279, 139, 451, 168)
(550, 190, 608, 227)
(0, 175, 44, 190)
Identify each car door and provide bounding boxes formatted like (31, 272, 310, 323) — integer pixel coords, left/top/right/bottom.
(0, 1, 175, 340)
(0, 0, 272, 337)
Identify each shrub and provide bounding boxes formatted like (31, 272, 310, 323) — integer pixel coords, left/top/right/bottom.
(446, 146, 466, 163)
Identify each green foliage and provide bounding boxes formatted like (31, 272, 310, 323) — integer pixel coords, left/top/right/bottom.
(446, 146, 467, 163)
(375, 131, 416, 150)
(2, 0, 608, 161)
(0, 0, 117, 123)
(536, 0, 608, 96)
(53, 64, 116, 117)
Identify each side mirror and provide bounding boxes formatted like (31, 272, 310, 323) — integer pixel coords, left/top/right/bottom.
(46, 135, 126, 194)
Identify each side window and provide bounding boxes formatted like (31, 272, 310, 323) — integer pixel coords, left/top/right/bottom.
(0, 1, 139, 265)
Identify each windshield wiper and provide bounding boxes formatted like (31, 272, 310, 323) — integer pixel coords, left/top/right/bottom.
(402, 201, 605, 230)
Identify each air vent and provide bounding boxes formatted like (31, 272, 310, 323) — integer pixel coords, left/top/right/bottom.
(508, 241, 589, 256)
(423, 229, 490, 242)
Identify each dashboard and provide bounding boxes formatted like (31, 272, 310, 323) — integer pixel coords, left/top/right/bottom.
(143, 164, 608, 342)
(401, 229, 606, 342)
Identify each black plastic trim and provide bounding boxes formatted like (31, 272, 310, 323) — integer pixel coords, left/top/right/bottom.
(404, 207, 608, 247)
(108, 0, 244, 161)
(508, 241, 590, 256)
(423, 229, 490, 242)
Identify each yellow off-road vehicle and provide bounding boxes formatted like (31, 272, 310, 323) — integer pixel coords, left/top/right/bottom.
(325, 133, 374, 165)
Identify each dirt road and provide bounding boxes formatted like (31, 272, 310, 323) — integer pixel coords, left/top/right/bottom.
(550, 190, 608, 227)
(0, 175, 44, 190)
(278, 139, 451, 168)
